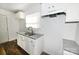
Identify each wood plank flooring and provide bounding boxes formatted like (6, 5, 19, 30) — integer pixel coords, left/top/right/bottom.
(0, 40, 29, 55)
(0, 40, 48, 55)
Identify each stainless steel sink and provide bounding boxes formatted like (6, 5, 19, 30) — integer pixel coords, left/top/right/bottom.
(17, 32, 43, 39)
(29, 34, 43, 39)
(25, 32, 36, 36)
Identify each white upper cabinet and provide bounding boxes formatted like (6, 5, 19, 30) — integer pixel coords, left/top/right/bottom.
(41, 3, 79, 22)
(65, 4, 79, 22)
(41, 3, 65, 16)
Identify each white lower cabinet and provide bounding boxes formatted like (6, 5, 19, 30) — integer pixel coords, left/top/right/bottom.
(24, 37, 30, 54)
(17, 34, 43, 55)
(17, 34, 24, 49)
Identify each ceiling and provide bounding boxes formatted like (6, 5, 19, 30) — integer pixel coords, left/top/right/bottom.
(0, 3, 38, 12)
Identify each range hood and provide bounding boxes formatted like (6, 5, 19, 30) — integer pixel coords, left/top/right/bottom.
(41, 9, 66, 17)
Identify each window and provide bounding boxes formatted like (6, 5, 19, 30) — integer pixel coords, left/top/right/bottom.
(25, 13, 40, 28)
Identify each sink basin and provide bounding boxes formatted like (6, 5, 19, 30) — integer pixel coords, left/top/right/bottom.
(17, 32, 36, 36)
(29, 34, 43, 39)
(24, 32, 36, 36)
(17, 32, 43, 39)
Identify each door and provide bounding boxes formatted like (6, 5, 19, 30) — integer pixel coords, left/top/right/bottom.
(0, 14, 8, 43)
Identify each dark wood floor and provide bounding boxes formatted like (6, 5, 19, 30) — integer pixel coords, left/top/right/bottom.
(0, 40, 49, 55)
(0, 40, 29, 55)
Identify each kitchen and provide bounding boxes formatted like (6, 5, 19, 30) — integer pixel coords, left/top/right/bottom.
(0, 3, 79, 55)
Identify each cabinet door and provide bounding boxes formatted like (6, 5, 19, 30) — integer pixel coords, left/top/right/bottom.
(41, 3, 65, 16)
(29, 39, 35, 54)
(47, 3, 64, 12)
(33, 37, 43, 55)
(65, 3, 79, 22)
(24, 37, 31, 54)
(0, 15, 8, 43)
(17, 34, 24, 49)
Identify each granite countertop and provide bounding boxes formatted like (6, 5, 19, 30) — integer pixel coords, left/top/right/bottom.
(17, 32, 43, 40)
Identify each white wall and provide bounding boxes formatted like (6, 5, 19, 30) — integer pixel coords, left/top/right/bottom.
(0, 9, 19, 41)
(67, 22, 79, 46)
(75, 24, 79, 45)
(18, 19, 26, 32)
(25, 3, 41, 33)
(15, 3, 41, 33)
(25, 3, 40, 15)
(63, 23, 77, 41)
